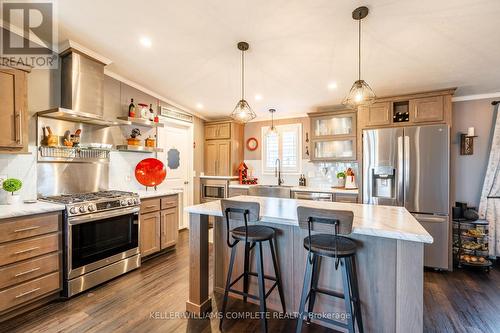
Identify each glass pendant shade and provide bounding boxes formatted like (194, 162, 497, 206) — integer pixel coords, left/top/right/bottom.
(267, 125, 278, 137)
(231, 99, 256, 123)
(342, 79, 376, 109)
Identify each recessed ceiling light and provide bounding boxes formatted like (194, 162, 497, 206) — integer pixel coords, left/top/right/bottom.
(196, 103, 204, 109)
(327, 82, 338, 90)
(255, 94, 262, 101)
(139, 36, 152, 48)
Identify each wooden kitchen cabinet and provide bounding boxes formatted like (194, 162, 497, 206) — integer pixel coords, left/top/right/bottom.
(0, 68, 29, 153)
(410, 95, 444, 123)
(140, 195, 179, 259)
(204, 120, 244, 176)
(160, 208, 178, 249)
(139, 211, 161, 257)
(205, 122, 231, 140)
(0, 212, 62, 320)
(359, 102, 392, 127)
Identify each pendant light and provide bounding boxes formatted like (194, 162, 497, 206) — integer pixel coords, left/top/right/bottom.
(267, 108, 278, 136)
(342, 6, 376, 109)
(230, 42, 256, 123)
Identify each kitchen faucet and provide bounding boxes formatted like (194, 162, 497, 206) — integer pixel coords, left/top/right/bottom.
(275, 158, 284, 186)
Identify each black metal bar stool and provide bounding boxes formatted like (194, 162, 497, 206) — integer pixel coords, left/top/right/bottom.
(219, 200, 286, 333)
(296, 206, 363, 333)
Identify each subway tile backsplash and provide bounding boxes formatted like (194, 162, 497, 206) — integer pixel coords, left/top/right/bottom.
(244, 159, 359, 188)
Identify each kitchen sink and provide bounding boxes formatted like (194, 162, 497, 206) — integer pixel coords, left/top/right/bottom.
(248, 185, 292, 198)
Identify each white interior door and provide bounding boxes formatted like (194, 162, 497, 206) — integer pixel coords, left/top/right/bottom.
(157, 119, 193, 229)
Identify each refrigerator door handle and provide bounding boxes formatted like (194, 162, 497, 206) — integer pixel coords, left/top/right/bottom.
(397, 135, 404, 206)
(404, 135, 410, 208)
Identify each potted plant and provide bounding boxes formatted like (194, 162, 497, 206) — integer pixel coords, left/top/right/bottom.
(2, 178, 22, 205)
(336, 171, 346, 188)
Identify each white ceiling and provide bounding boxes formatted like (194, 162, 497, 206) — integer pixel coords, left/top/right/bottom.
(57, 0, 500, 119)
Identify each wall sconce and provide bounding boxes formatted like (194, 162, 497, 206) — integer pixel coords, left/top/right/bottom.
(460, 127, 477, 155)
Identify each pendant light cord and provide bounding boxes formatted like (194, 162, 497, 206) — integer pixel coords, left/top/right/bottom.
(241, 50, 245, 100)
(358, 15, 361, 81)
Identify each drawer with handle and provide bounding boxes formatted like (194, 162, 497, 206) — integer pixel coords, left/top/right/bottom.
(140, 198, 161, 214)
(0, 233, 59, 266)
(0, 253, 59, 290)
(161, 195, 178, 210)
(334, 193, 358, 203)
(0, 213, 60, 243)
(0, 271, 59, 313)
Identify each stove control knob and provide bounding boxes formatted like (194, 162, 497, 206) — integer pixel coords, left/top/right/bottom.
(88, 205, 96, 212)
(134, 198, 139, 205)
(79, 206, 87, 213)
(69, 207, 77, 214)
(120, 200, 127, 206)
(127, 199, 133, 205)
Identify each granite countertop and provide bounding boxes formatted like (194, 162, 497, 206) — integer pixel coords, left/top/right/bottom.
(136, 189, 183, 199)
(0, 201, 66, 220)
(228, 183, 359, 195)
(185, 195, 432, 244)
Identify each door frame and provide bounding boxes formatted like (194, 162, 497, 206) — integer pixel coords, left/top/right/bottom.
(159, 117, 194, 230)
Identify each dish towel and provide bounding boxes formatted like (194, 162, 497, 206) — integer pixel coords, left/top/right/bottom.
(478, 103, 500, 256)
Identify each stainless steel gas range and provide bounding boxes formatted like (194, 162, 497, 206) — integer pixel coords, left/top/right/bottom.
(40, 190, 141, 297)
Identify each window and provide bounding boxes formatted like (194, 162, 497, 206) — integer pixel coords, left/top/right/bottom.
(261, 123, 302, 174)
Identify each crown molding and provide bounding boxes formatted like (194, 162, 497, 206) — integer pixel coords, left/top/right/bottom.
(452, 92, 500, 102)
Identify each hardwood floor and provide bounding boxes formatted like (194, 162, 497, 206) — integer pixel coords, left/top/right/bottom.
(0, 230, 498, 333)
(424, 266, 500, 333)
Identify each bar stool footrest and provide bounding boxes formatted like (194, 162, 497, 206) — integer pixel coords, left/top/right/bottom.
(312, 287, 345, 299)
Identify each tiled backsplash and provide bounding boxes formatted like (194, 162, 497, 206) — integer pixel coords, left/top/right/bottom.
(0, 148, 166, 204)
(0, 146, 38, 203)
(243, 159, 359, 188)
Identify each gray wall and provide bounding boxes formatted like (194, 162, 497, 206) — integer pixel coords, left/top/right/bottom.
(451, 98, 498, 208)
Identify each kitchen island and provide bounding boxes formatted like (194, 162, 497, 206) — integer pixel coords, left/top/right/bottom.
(185, 196, 432, 332)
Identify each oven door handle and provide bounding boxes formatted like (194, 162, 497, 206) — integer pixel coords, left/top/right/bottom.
(68, 206, 140, 225)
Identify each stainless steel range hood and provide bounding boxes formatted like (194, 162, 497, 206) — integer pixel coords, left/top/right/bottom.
(37, 41, 128, 126)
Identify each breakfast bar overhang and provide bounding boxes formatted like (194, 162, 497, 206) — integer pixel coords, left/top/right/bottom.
(185, 196, 433, 332)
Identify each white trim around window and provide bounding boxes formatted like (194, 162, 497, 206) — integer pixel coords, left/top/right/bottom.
(261, 123, 302, 174)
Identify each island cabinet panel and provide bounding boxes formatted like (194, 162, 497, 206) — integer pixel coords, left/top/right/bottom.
(0, 211, 62, 320)
(212, 218, 423, 332)
(140, 195, 179, 259)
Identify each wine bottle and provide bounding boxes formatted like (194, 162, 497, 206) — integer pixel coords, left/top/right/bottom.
(128, 98, 136, 118)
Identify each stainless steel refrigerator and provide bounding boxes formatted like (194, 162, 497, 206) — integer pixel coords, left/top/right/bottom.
(363, 124, 450, 269)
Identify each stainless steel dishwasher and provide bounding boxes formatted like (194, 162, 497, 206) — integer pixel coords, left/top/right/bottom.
(292, 191, 333, 201)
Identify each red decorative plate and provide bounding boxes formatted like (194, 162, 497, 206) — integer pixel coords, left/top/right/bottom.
(135, 158, 166, 187)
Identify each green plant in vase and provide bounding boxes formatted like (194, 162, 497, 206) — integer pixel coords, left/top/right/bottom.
(336, 171, 346, 188)
(2, 178, 22, 204)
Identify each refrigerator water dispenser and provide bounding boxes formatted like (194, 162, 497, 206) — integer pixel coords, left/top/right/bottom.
(371, 166, 395, 199)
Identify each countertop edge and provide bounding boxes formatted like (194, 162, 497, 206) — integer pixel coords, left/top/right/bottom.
(0, 201, 66, 220)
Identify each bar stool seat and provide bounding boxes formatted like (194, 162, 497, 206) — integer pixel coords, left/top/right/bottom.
(231, 225, 275, 241)
(303, 234, 357, 257)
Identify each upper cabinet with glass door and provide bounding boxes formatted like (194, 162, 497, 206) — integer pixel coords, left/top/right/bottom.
(308, 109, 357, 161)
